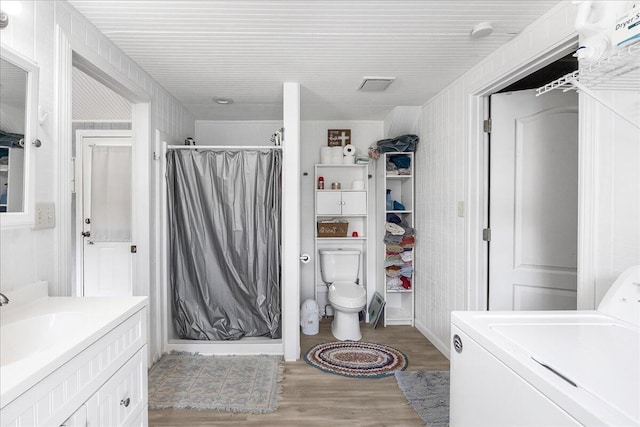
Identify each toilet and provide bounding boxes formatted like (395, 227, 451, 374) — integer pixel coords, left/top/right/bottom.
(319, 249, 367, 341)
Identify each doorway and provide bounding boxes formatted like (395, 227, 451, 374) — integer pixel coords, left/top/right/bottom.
(485, 54, 579, 311)
(70, 64, 137, 297)
(75, 131, 133, 296)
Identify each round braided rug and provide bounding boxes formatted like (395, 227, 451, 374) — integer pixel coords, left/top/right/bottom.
(304, 341, 408, 378)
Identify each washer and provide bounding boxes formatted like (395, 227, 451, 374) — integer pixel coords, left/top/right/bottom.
(450, 266, 640, 426)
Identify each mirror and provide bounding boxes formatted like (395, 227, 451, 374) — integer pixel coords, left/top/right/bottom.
(0, 57, 27, 212)
(0, 45, 38, 223)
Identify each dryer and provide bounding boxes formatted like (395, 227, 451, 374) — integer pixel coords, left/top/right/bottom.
(450, 266, 640, 426)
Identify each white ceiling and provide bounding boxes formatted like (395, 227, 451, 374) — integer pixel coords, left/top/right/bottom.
(67, 0, 560, 121)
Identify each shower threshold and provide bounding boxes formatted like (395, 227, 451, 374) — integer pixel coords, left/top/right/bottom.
(166, 337, 283, 356)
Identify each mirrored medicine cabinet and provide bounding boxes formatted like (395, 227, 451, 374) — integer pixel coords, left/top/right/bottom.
(0, 44, 39, 227)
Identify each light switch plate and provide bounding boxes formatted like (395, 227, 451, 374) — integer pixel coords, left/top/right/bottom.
(34, 202, 56, 229)
(457, 201, 465, 218)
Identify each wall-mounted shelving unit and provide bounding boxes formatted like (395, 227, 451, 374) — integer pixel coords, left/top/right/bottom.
(537, 42, 640, 130)
(314, 164, 369, 315)
(376, 152, 415, 326)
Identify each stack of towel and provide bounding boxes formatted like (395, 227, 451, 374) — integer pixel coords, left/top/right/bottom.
(386, 154, 412, 175)
(384, 220, 414, 291)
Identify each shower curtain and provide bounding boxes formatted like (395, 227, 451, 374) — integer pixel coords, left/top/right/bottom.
(166, 148, 282, 340)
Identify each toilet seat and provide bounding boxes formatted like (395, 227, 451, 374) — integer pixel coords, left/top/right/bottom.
(329, 281, 367, 309)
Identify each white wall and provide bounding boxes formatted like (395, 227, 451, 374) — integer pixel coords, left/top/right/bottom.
(0, 1, 194, 365)
(580, 91, 640, 307)
(417, 2, 579, 355)
(196, 120, 281, 146)
(196, 119, 384, 310)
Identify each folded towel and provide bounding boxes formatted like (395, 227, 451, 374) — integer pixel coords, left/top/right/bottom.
(386, 265, 402, 277)
(387, 213, 402, 224)
(384, 234, 403, 245)
(400, 250, 413, 262)
(384, 258, 405, 267)
(385, 222, 405, 235)
(400, 236, 415, 247)
(399, 266, 413, 278)
(390, 154, 411, 169)
(386, 276, 403, 290)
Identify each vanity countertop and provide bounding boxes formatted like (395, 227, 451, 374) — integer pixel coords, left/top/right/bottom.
(0, 282, 147, 407)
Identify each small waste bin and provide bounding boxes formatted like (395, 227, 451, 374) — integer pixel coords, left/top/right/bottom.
(300, 299, 321, 335)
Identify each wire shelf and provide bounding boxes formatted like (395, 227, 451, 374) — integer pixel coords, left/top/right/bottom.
(537, 42, 640, 95)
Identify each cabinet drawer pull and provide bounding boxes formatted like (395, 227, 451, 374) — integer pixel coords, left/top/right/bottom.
(120, 397, 131, 407)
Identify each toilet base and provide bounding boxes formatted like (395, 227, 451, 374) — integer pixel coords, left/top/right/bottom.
(331, 309, 362, 341)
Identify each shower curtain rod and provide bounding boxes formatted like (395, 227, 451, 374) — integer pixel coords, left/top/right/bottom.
(167, 145, 282, 150)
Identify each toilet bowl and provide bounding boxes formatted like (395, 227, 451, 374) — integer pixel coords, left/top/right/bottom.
(328, 281, 367, 341)
(319, 249, 367, 341)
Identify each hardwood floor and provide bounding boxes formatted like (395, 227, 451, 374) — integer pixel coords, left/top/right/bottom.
(149, 318, 450, 426)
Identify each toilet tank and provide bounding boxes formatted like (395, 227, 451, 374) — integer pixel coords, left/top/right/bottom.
(319, 249, 360, 283)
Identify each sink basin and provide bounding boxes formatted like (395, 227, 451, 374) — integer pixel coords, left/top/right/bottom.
(0, 312, 89, 366)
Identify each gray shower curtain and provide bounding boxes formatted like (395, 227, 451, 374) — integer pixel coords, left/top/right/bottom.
(166, 148, 282, 340)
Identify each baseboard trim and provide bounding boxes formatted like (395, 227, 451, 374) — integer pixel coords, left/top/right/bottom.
(415, 321, 450, 360)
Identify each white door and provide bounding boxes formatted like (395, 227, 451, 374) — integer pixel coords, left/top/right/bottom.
(79, 135, 134, 296)
(489, 89, 578, 311)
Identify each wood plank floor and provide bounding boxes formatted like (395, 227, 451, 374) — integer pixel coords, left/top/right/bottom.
(149, 318, 450, 426)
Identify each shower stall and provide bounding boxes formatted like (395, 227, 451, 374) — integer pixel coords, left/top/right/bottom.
(160, 144, 285, 355)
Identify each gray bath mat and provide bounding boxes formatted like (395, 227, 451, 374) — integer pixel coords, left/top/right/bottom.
(395, 370, 449, 426)
(148, 353, 283, 413)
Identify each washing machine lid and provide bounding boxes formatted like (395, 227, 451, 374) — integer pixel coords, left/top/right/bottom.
(492, 320, 639, 426)
(452, 310, 639, 426)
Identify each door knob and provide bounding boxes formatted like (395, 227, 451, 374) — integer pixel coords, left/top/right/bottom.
(81, 231, 91, 238)
(299, 254, 310, 263)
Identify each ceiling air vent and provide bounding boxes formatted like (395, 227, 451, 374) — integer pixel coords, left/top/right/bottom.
(358, 76, 396, 92)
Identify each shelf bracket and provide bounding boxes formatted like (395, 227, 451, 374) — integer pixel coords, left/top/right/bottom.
(536, 43, 640, 131)
(571, 80, 640, 131)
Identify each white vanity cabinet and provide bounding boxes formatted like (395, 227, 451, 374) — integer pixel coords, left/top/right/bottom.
(0, 305, 148, 427)
(87, 348, 147, 427)
(61, 405, 87, 427)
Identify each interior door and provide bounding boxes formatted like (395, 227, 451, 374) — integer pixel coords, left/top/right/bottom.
(489, 89, 578, 311)
(81, 136, 134, 296)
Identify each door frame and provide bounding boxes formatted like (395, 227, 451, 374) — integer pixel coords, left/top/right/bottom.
(56, 27, 151, 299)
(466, 36, 580, 311)
(74, 129, 133, 296)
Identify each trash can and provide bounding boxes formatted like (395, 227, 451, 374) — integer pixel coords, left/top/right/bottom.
(300, 299, 321, 335)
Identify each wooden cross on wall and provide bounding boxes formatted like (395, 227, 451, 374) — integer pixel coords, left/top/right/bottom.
(328, 129, 351, 147)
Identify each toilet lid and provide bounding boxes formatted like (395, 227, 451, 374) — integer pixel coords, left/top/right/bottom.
(329, 281, 367, 308)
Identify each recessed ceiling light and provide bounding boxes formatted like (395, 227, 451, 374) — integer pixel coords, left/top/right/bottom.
(471, 22, 494, 39)
(213, 97, 233, 105)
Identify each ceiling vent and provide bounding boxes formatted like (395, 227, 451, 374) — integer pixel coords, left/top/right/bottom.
(358, 76, 396, 92)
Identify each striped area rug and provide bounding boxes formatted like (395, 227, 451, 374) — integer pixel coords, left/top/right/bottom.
(304, 341, 408, 378)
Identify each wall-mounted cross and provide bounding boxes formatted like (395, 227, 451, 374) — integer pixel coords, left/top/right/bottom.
(338, 131, 350, 145)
